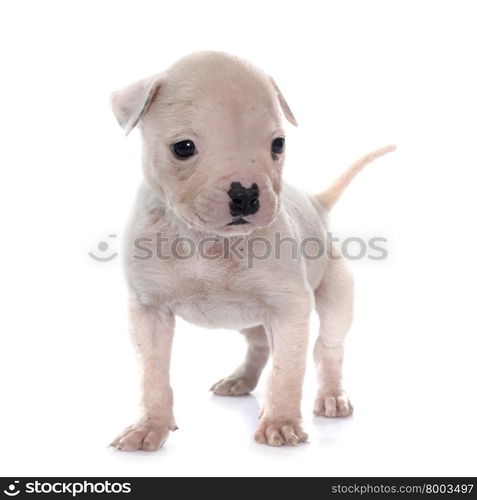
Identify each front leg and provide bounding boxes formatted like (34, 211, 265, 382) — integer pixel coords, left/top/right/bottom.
(255, 295, 312, 446)
(111, 299, 176, 451)
(313, 256, 354, 417)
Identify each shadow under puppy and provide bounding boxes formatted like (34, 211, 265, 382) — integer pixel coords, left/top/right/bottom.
(109, 51, 395, 450)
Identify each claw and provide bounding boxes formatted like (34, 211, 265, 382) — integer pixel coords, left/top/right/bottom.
(255, 419, 308, 447)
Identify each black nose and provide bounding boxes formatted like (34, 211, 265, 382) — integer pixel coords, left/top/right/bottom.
(227, 182, 260, 217)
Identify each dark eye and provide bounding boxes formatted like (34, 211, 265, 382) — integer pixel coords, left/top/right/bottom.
(172, 139, 197, 159)
(271, 137, 285, 155)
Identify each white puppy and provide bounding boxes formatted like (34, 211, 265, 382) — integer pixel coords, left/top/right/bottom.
(109, 51, 394, 450)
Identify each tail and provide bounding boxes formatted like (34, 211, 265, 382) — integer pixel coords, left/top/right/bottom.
(315, 144, 396, 211)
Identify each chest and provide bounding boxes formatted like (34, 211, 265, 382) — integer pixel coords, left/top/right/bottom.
(128, 243, 267, 329)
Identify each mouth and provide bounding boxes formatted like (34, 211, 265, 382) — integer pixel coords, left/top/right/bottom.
(227, 217, 250, 226)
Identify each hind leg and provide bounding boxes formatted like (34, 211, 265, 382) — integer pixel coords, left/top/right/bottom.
(314, 256, 354, 417)
(211, 325, 270, 396)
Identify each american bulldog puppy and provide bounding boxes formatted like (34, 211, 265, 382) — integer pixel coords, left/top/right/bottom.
(109, 51, 395, 449)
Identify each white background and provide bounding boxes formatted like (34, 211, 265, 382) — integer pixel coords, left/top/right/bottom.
(1, 0, 476, 477)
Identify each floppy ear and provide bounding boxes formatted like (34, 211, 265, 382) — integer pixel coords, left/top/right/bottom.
(110, 74, 163, 135)
(270, 77, 298, 126)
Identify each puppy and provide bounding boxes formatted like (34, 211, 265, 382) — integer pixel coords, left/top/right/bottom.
(109, 51, 394, 450)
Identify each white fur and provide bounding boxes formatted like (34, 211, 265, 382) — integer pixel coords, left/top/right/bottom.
(109, 51, 394, 449)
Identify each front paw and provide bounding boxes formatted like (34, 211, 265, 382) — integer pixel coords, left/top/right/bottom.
(110, 418, 176, 451)
(254, 418, 308, 446)
(314, 390, 353, 417)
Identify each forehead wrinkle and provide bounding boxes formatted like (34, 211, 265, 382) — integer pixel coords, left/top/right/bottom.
(151, 77, 282, 144)
(222, 105, 282, 141)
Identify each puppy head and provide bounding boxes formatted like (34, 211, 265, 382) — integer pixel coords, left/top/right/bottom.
(111, 51, 297, 236)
